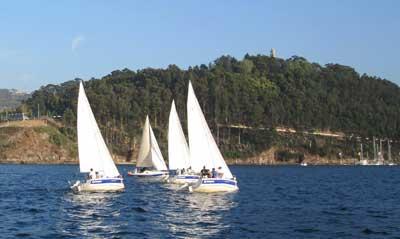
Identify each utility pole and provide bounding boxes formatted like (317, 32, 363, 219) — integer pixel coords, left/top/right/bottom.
(379, 139, 383, 162)
(360, 143, 364, 162)
(388, 139, 392, 162)
(37, 104, 40, 119)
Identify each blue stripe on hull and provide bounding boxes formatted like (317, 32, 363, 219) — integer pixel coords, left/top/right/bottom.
(136, 173, 166, 177)
(201, 179, 237, 186)
(176, 175, 200, 179)
(90, 179, 123, 184)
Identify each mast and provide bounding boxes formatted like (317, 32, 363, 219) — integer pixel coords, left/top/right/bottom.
(360, 143, 364, 162)
(373, 137, 377, 161)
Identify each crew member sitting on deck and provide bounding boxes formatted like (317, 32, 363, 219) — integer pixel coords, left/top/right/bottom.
(216, 166, 224, 178)
(187, 166, 193, 174)
(140, 167, 148, 173)
(211, 168, 217, 178)
(181, 168, 186, 175)
(95, 171, 100, 179)
(88, 168, 96, 179)
(201, 166, 210, 178)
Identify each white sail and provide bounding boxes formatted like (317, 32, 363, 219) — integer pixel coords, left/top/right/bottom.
(168, 100, 191, 170)
(77, 82, 120, 177)
(149, 121, 168, 171)
(136, 116, 168, 171)
(136, 116, 153, 168)
(187, 81, 233, 179)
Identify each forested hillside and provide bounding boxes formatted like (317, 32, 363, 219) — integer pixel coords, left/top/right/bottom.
(21, 54, 400, 162)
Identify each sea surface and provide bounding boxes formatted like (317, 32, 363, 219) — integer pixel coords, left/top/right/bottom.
(0, 165, 400, 238)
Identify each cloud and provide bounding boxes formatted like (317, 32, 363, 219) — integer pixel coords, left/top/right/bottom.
(71, 35, 85, 52)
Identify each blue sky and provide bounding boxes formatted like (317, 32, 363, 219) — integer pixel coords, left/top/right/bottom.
(0, 0, 399, 91)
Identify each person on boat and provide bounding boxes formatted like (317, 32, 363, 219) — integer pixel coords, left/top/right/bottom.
(201, 166, 210, 178)
(181, 168, 186, 175)
(216, 166, 224, 178)
(187, 166, 193, 174)
(88, 168, 96, 179)
(211, 168, 217, 178)
(95, 171, 99, 179)
(140, 167, 148, 173)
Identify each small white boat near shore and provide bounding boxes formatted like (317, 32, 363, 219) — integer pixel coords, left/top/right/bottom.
(128, 116, 168, 181)
(71, 82, 124, 193)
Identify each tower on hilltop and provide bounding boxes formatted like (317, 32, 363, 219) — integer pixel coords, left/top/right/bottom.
(270, 48, 276, 58)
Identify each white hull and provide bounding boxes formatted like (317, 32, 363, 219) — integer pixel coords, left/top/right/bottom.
(71, 178, 124, 193)
(190, 178, 238, 193)
(128, 170, 169, 181)
(359, 160, 385, 166)
(169, 174, 200, 184)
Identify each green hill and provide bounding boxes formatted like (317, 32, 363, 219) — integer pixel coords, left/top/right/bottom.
(20, 54, 400, 163)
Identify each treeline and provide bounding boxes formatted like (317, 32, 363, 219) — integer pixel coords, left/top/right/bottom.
(22, 54, 400, 158)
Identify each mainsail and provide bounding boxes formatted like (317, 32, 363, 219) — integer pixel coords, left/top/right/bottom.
(136, 116, 168, 171)
(77, 82, 120, 177)
(187, 81, 233, 179)
(168, 100, 191, 170)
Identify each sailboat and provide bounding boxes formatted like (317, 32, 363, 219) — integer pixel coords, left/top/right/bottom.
(186, 81, 238, 193)
(127, 116, 169, 180)
(70, 82, 124, 192)
(168, 100, 200, 184)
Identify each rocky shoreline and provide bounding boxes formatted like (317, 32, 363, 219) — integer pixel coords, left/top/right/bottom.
(0, 120, 392, 166)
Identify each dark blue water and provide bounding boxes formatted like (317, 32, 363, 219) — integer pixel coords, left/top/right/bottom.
(1, 165, 400, 238)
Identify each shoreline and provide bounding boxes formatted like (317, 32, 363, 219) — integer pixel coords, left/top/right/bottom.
(0, 161, 395, 166)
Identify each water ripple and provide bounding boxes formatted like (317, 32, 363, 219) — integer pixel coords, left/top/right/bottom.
(1, 165, 400, 238)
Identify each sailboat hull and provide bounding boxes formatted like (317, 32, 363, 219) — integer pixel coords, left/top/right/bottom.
(190, 178, 238, 193)
(71, 178, 125, 193)
(170, 174, 200, 184)
(127, 170, 169, 181)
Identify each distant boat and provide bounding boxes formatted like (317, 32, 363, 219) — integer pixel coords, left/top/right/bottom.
(300, 162, 308, 166)
(186, 81, 238, 193)
(359, 159, 385, 166)
(168, 100, 200, 185)
(70, 82, 124, 193)
(127, 116, 168, 180)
